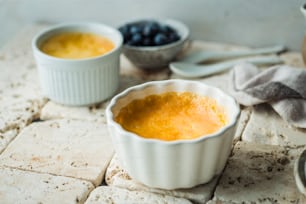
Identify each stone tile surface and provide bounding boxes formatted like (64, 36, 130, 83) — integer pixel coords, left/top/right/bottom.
(242, 104, 306, 146)
(0, 166, 94, 204)
(40, 101, 108, 123)
(0, 129, 18, 154)
(1, 24, 306, 204)
(105, 154, 219, 204)
(212, 141, 306, 203)
(0, 119, 114, 186)
(233, 107, 251, 143)
(85, 186, 192, 204)
(0, 85, 45, 132)
(0, 25, 47, 153)
(0, 65, 46, 153)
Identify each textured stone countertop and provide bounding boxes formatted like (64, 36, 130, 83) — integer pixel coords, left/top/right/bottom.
(0, 24, 306, 204)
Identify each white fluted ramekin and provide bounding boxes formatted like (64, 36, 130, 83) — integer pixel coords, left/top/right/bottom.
(106, 79, 240, 189)
(32, 22, 123, 106)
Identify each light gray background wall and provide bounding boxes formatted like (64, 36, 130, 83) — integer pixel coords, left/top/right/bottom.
(0, 0, 305, 50)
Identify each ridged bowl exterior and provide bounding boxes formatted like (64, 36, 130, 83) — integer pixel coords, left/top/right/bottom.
(106, 80, 240, 189)
(32, 22, 123, 106)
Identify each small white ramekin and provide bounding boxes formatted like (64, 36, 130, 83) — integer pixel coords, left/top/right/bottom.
(106, 79, 240, 189)
(32, 22, 123, 106)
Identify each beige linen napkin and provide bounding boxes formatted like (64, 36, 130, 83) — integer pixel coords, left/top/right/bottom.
(230, 63, 306, 128)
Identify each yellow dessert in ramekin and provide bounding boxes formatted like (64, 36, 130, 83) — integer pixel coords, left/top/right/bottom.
(32, 22, 123, 106)
(106, 79, 240, 189)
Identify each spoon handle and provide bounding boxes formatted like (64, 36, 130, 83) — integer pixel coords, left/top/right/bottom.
(198, 56, 282, 77)
(180, 45, 285, 63)
(171, 56, 283, 78)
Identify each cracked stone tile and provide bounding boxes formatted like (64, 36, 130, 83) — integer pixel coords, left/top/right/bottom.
(212, 141, 306, 203)
(0, 119, 114, 186)
(242, 104, 306, 146)
(40, 102, 108, 123)
(85, 186, 192, 204)
(0, 24, 47, 153)
(0, 129, 18, 154)
(0, 166, 94, 204)
(0, 81, 46, 152)
(105, 154, 219, 204)
(233, 107, 252, 143)
(206, 200, 233, 204)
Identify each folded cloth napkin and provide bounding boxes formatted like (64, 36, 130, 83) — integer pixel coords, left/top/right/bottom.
(230, 63, 306, 128)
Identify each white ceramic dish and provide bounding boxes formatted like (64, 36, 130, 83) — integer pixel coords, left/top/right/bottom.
(122, 19, 189, 69)
(106, 79, 240, 189)
(32, 22, 123, 106)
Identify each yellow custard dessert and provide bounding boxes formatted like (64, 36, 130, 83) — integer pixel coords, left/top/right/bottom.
(40, 32, 115, 59)
(115, 92, 228, 141)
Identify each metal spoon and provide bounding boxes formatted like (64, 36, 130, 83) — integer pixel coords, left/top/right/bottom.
(170, 56, 283, 78)
(177, 45, 285, 64)
(294, 149, 306, 196)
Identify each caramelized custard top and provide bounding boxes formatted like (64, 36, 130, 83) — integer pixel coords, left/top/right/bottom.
(115, 92, 228, 141)
(40, 32, 114, 59)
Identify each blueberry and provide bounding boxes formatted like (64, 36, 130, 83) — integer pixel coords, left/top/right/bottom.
(129, 25, 142, 35)
(154, 33, 168, 46)
(130, 33, 142, 45)
(143, 23, 158, 37)
(159, 25, 174, 34)
(168, 32, 180, 43)
(142, 26, 151, 36)
(121, 20, 180, 46)
(143, 37, 153, 46)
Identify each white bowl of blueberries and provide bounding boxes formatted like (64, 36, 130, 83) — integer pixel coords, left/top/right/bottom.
(118, 19, 189, 69)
